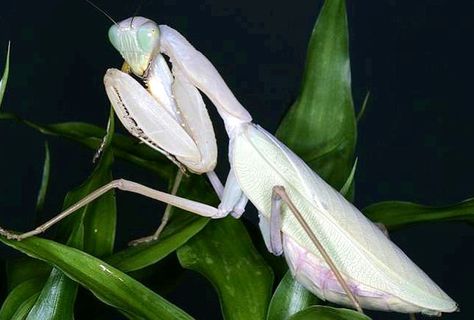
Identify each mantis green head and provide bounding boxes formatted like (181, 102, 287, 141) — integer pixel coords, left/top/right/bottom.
(108, 17, 160, 76)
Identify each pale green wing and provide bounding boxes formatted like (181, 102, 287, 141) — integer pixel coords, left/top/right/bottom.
(231, 123, 456, 313)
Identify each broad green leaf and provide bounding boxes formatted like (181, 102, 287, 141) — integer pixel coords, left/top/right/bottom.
(266, 271, 319, 320)
(106, 168, 216, 272)
(363, 198, 474, 230)
(289, 306, 371, 320)
(56, 108, 116, 255)
(8, 294, 40, 320)
(0, 42, 10, 108)
(28, 110, 116, 319)
(276, 0, 356, 190)
(0, 236, 193, 320)
(0, 113, 173, 180)
(35, 142, 51, 215)
(26, 269, 77, 320)
(177, 217, 273, 320)
(245, 220, 288, 281)
(0, 278, 44, 320)
(6, 257, 51, 292)
(106, 213, 208, 272)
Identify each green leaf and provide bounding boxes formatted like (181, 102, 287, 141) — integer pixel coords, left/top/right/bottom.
(106, 212, 208, 272)
(0, 113, 174, 180)
(363, 198, 474, 230)
(266, 271, 319, 320)
(0, 42, 10, 108)
(28, 109, 116, 320)
(0, 236, 193, 320)
(0, 278, 44, 320)
(339, 158, 357, 201)
(11, 295, 40, 320)
(288, 306, 371, 320)
(56, 108, 116, 255)
(35, 142, 51, 215)
(106, 165, 216, 273)
(276, 0, 356, 190)
(177, 217, 273, 320)
(6, 257, 51, 292)
(356, 91, 370, 123)
(26, 269, 77, 320)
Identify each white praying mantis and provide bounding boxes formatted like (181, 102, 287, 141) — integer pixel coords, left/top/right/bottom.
(0, 16, 458, 316)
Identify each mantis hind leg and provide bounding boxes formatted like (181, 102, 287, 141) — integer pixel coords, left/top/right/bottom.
(271, 185, 364, 314)
(258, 191, 284, 256)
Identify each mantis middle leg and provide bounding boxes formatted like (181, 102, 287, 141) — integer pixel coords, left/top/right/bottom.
(0, 179, 221, 241)
(0, 175, 362, 314)
(129, 170, 184, 246)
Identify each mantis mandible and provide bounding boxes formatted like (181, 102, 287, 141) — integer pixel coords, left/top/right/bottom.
(0, 16, 457, 316)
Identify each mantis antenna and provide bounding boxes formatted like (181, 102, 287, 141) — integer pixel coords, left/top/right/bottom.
(85, 0, 118, 26)
(129, 1, 145, 28)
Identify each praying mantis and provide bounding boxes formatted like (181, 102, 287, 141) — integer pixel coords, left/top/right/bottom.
(0, 14, 458, 317)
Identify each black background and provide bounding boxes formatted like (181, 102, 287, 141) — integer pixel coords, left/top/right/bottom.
(0, 0, 473, 319)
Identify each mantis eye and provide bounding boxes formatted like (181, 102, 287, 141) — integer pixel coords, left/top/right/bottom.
(137, 22, 160, 53)
(108, 18, 160, 76)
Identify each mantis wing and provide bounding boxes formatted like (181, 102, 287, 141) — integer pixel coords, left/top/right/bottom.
(231, 123, 456, 313)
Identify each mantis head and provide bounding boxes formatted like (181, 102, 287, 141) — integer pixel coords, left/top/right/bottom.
(108, 17, 160, 76)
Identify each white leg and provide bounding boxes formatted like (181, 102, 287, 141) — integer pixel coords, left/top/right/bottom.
(269, 191, 284, 255)
(129, 170, 184, 246)
(206, 170, 224, 199)
(272, 186, 364, 314)
(231, 193, 248, 219)
(129, 169, 226, 246)
(216, 169, 248, 218)
(0, 179, 220, 241)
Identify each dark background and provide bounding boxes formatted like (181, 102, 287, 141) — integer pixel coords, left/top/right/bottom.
(0, 0, 473, 319)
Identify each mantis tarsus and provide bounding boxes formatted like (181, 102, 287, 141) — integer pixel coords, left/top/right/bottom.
(0, 16, 458, 316)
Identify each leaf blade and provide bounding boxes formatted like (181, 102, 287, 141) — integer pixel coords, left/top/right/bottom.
(0, 278, 44, 320)
(266, 271, 319, 320)
(35, 142, 51, 215)
(177, 217, 273, 320)
(0, 42, 10, 108)
(0, 236, 194, 320)
(363, 198, 474, 230)
(106, 213, 208, 272)
(288, 306, 371, 320)
(276, 0, 356, 190)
